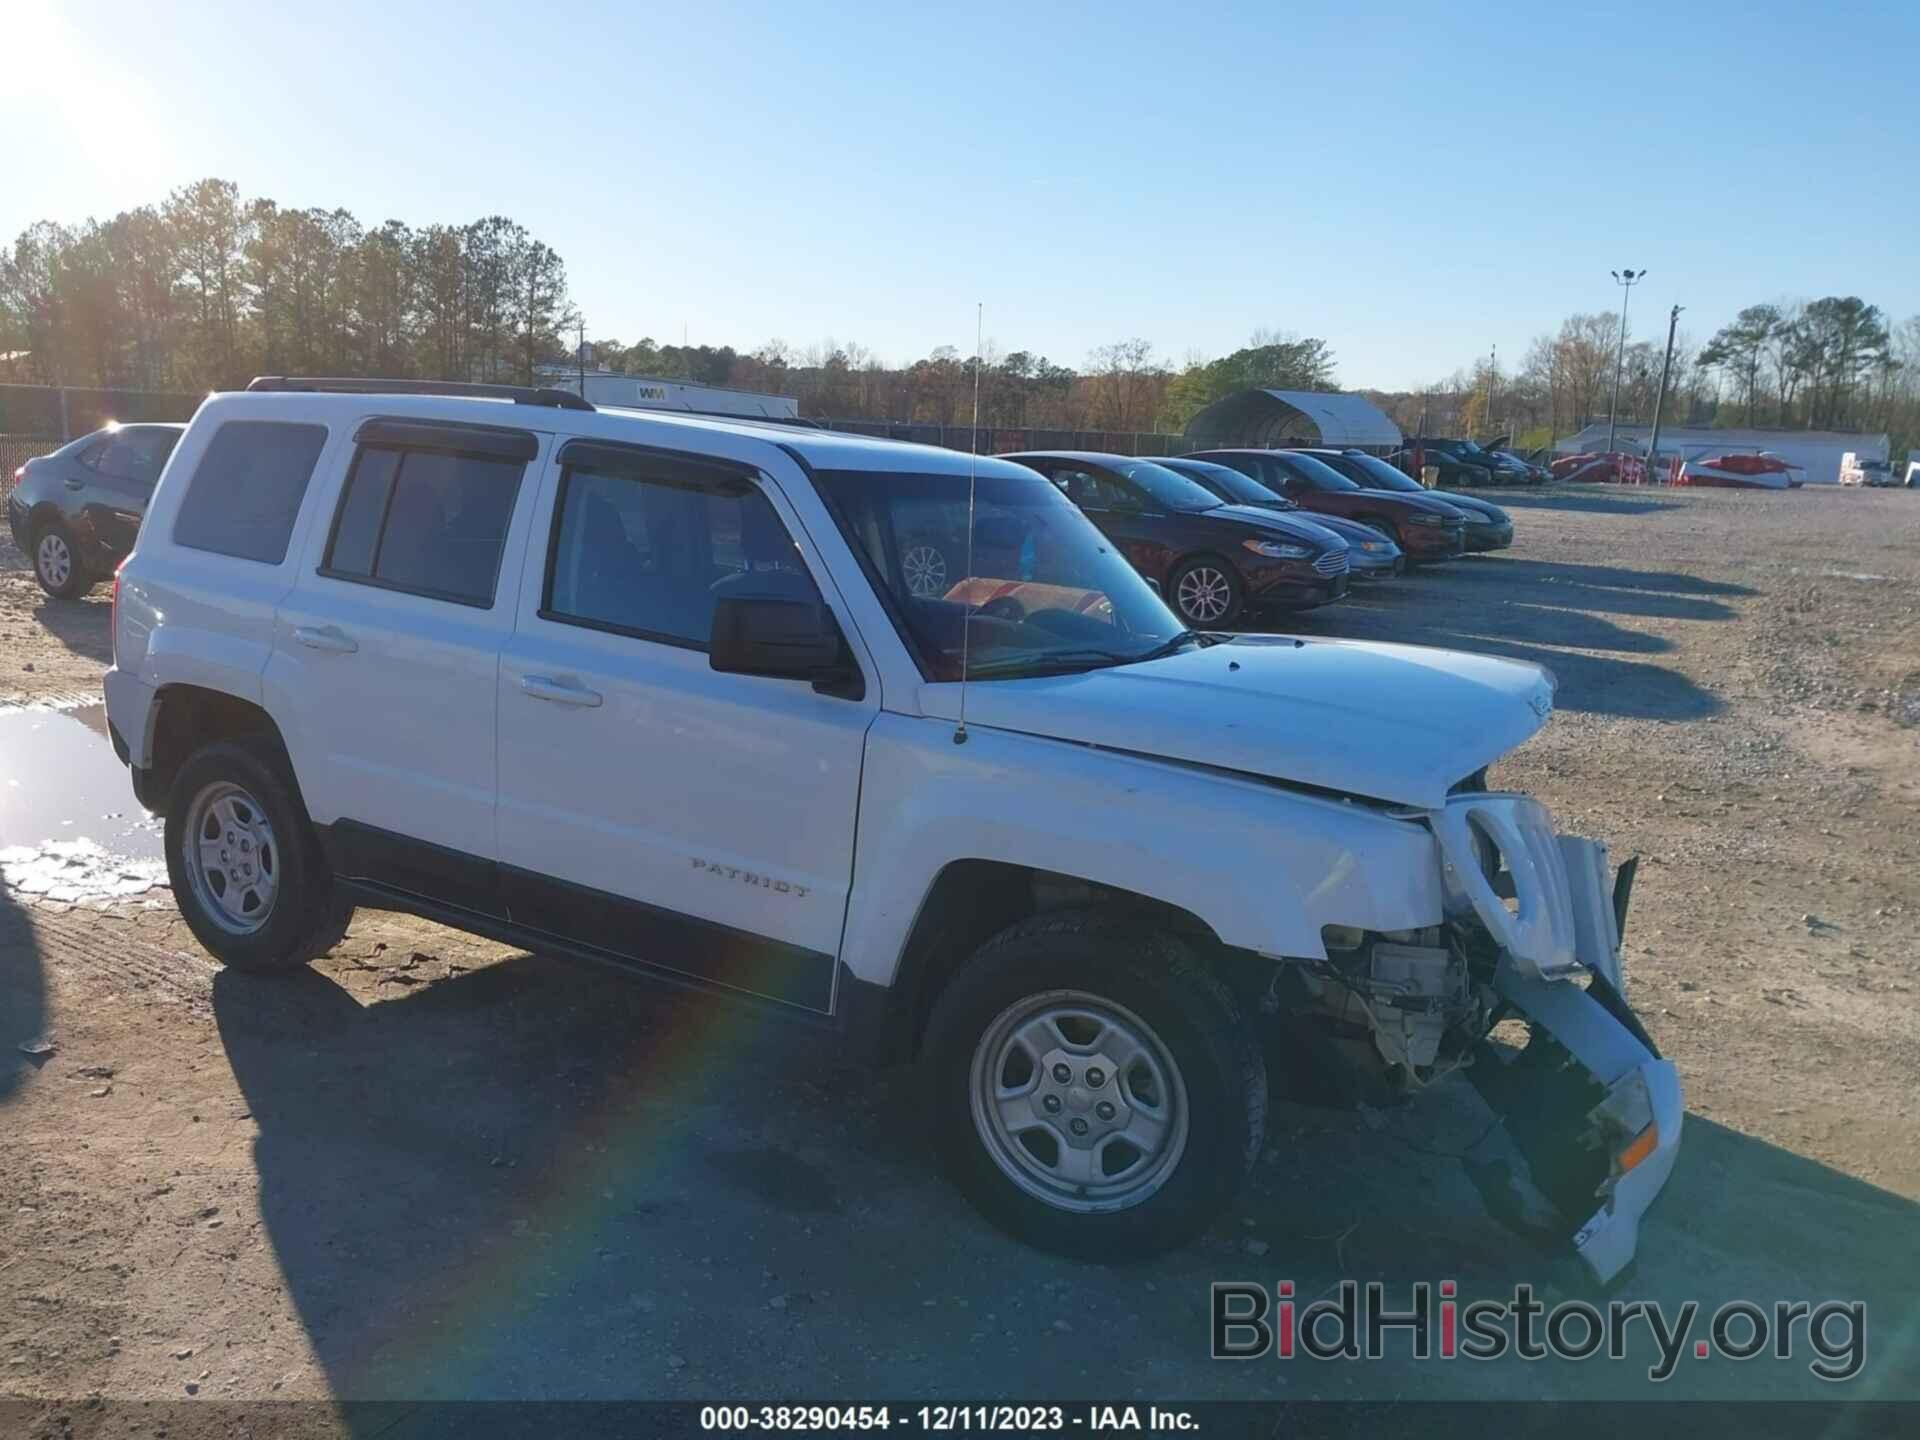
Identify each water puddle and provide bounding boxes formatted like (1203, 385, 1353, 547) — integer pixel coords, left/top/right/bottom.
(0, 704, 168, 903)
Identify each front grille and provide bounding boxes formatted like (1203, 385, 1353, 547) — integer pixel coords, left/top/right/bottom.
(1313, 549, 1349, 577)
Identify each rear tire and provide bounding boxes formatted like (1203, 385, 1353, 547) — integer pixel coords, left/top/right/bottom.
(923, 910, 1266, 1260)
(164, 738, 350, 972)
(32, 520, 91, 599)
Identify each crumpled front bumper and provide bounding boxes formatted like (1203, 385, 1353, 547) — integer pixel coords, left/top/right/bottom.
(1483, 965, 1683, 1284)
(1430, 793, 1683, 1284)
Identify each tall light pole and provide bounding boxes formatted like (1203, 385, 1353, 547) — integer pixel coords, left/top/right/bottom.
(1645, 304, 1684, 480)
(1485, 343, 1496, 435)
(1605, 267, 1645, 453)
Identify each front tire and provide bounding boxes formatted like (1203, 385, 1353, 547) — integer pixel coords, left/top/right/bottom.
(1168, 557, 1243, 629)
(33, 520, 91, 599)
(164, 739, 350, 972)
(923, 911, 1266, 1259)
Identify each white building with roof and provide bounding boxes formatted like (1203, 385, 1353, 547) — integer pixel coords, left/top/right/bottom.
(1182, 389, 1402, 452)
(536, 365, 800, 421)
(1555, 422, 1888, 485)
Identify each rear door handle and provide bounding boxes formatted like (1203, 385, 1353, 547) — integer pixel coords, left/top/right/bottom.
(520, 674, 602, 708)
(64, 476, 84, 490)
(291, 624, 358, 655)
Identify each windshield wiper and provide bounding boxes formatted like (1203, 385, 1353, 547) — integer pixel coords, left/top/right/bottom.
(1132, 629, 1207, 661)
(964, 631, 1206, 680)
(966, 648, 1139, 678)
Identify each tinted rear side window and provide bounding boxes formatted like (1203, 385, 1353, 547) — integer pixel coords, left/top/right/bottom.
(322, 445, 526, 607)
(324, 448, 400, 577)
(92, 428, 181, 491)
(172, 421, 329, 564)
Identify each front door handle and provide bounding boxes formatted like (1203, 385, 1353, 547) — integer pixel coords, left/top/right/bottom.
(520, 674, 603, 708)
(291, 624, 358, 654)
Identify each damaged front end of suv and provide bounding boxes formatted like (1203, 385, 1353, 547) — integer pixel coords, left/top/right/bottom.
(1277, 790, 1680, 1285)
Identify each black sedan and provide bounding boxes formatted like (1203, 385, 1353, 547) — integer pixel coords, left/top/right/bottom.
(1186, 449, 1470, 563)
(1291, 448, 1514, 552)
(1393, 438, 1542, 487)
(6, 423, 184, 597)
(1150, 456, 1406, 578)
(998, 451, 1349, 627)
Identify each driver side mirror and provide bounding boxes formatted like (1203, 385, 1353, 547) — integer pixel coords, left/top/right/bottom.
(710, 597, 864, 700)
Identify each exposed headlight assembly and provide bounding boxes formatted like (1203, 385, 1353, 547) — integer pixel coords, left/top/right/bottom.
(1242, 538, 1311, 559)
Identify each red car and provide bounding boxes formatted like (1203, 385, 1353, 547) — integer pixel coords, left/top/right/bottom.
(1185, 449, 1470, 562)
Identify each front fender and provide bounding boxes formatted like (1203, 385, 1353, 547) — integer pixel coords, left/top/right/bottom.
(839, 712, 1447, 988)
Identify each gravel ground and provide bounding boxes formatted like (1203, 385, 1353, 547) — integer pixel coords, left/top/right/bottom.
(2, 484, 1918, 1416)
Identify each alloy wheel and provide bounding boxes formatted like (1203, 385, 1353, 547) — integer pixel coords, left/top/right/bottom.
(902, 545, 948, 599)
(969, 989, 1189, 1213)
(1175, 566, 1232, 624)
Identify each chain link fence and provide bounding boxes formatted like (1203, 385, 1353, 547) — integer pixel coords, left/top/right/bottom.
(1, 437, 60, 508)
(0, 383, 201, 441)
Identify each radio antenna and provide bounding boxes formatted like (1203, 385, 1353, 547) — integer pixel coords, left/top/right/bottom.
(954, 301, 983, 746)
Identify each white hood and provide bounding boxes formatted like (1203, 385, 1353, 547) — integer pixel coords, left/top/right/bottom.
(918, 636, 1555, 810)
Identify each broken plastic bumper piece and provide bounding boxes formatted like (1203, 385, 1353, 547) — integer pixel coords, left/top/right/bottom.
(1433, 792, 1681, 1282)
(1480, 963, 1683, 1284)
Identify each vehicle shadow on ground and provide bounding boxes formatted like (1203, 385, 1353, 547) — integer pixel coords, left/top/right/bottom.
(0, 887, 48, 1104)
(1466, 556, 1756, 601)
(1469, 490, 1680, 517)
(211, 953, 1920, 1408)
(31, 595, 114, 666)
(1291, 598, 1721, 721)
(1318, 623, 1715, 720)
(1340, 596, 1677, 656)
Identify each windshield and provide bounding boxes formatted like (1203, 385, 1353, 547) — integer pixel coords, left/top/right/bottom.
(1341, 453, 1422, 492)
(813, 467, 1187, 681)
(1159, 458, 1287, 507)
(1107, 460, 1223, 513)
(1273, 451, 1361, 492)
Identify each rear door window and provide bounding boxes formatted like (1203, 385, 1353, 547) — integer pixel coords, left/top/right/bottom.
(172, 421, 330, 564)
(92, 429, 179, 494)
(1052, 467, 1132, 509)
(321, 423, 532, 607)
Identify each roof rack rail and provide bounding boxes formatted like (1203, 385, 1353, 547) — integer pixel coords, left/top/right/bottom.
(246, 376, 595, 412)
(676, 409, 826, 429)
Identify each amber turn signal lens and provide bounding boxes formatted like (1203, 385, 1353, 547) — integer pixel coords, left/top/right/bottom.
(1617, 1124, 1659, 1174)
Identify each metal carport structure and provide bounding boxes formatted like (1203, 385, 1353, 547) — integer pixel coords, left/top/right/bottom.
(1182, 389, 1402, 452)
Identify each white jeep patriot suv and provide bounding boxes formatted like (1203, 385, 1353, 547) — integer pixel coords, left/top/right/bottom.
(103, 377, 1680, 1279)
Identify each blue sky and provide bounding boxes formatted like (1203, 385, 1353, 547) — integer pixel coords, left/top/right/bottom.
(8, 0, 1917, 389)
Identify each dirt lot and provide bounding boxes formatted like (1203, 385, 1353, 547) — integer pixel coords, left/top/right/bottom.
(3, 484, 1918, 1416)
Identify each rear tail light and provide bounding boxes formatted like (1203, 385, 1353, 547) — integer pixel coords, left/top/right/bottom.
(112, 560, 125, 667)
